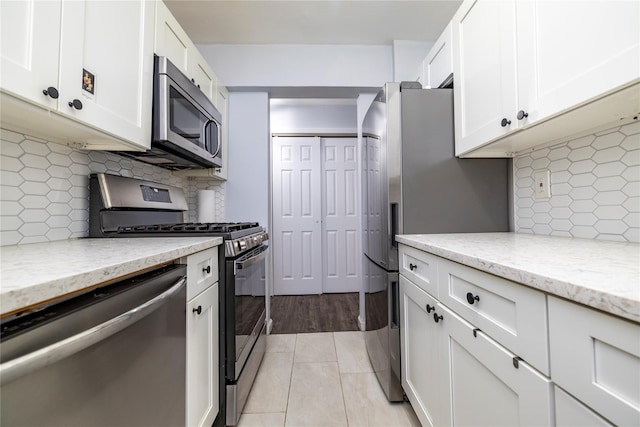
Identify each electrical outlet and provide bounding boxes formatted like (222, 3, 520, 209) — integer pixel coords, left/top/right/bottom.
(534, 170, 551, 199)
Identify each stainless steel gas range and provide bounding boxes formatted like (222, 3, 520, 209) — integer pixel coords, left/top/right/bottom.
(89, 173, 267, 427)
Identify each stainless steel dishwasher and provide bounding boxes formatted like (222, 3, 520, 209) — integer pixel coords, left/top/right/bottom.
(0, 263, 187, 426)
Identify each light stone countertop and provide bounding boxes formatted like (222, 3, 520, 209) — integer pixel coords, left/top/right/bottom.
(396, 233, 640, 323)
(0, 237, 223, 317)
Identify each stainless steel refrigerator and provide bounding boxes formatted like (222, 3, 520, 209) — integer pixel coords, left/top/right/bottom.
(362, 82, 509, 401)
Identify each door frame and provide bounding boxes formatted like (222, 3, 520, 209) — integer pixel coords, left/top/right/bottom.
(269, 132, 362, 296)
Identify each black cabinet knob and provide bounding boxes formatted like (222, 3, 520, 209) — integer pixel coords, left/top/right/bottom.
(409, 263, 417, 271)
(192, 305, 202, 315)
(466, 292, 480, 305)
(517, 110, 529, 120)
(433, 313, 443, 323)
(202, 265, 211, 274)
(42, 87, 59, 99)
(68, 99, 83, 110)
(500, 118, 511, 127)
(426, 304, 435, 313)
(191, 78, 195, 83)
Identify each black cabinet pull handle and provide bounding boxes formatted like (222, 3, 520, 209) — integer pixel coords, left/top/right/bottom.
(500, 118, 511, 127)
(466, 292, 480, 305)
(517, 110, 529, 120)
(426, 304, 435, 313)
(409, 263, 417, 271)
(68, 99, 83, 110)
(42, 87, 59, 99)
(192, 305, 202, 315)
(203, 265, 211, 274)
(433, 313, 443, 323)
(513, 356, 523, 369)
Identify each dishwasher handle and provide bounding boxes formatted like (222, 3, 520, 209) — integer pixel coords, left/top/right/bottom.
(0, 275, 187, 386)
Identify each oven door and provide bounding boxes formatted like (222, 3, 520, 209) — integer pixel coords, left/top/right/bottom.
(226, 245, 268, 381)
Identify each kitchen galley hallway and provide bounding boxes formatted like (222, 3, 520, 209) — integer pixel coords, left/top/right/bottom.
(237, 332, 420, 427)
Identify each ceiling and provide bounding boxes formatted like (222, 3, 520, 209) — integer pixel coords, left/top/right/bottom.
(164, 0, 462, 46)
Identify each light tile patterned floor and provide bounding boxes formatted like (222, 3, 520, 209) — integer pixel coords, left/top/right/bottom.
(238, 332, 421, 427)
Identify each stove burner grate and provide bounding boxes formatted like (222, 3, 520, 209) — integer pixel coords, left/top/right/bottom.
(117, 222, 260, 234)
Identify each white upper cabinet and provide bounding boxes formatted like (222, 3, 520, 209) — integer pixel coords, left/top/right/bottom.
(155, 0, 218, 105)
(0, 1, 62, 109)
(59, 1, 155, 149)
(453, 0, 640, 157)
(424, 22, 453, 89)
(0, 0, 155, 151)
(452, 0, 519, 155)
(517, 0, 639, 122)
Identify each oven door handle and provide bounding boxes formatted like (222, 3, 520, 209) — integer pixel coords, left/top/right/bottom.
(0, 276, 187, 386)
(235, 246, 269, 272)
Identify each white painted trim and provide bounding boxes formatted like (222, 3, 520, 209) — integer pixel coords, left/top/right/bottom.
(358, 315, 366, 332)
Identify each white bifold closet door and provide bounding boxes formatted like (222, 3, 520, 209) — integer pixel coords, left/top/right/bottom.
(272, 136, 360, 295)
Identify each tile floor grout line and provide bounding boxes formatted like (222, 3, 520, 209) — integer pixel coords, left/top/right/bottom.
(333, 332, 352, 427)
(282, 334, 298, 426)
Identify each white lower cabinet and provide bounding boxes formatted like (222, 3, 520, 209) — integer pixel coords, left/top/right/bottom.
(186, 248, 219, 427)
(399, 244, 555, 426)
(399, 276, 448, 427)
(554, 386, 613, 427)
(400, 272, 552, 427)
(440, 303, 553, 426)
(549, 296, 640, 426)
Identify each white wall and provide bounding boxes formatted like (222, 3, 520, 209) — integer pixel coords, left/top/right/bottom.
(392, 40, 434, 82)
(270, 99, 358, 134)
(224, 92, 270, 227)
(197, 44, 393, 87)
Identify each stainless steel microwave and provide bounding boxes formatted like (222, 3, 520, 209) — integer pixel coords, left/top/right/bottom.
(117, 56, 223, 170)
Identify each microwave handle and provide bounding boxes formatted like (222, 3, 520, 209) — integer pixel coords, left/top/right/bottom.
(204, 119, 221, 158)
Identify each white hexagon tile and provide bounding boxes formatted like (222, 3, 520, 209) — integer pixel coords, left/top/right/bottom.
(0, 129, 225, 246)
(514, 122, 640, 242)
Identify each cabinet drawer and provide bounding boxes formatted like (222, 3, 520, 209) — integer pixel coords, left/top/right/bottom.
(399, 245, 438, 297)
(549, 296, 640, 426)
(187, 247, 218, 301)
(437, 257, 549, 375)
(554, 386, 613, 427)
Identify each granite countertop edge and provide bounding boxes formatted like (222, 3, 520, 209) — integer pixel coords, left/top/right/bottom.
(396, 233, 640, 323)
(0, 237, 223, 317)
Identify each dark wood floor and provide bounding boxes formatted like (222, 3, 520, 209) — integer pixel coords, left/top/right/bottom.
(270, 292, 359, 334)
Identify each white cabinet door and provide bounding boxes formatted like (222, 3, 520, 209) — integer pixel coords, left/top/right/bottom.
(440, 303, 553, 426)
(155, 0, 190, 74)
(555, 386, 613, 427)
(517, 0, 640, 125)
(548, 296, 640, 426)
(190, 54, 217, 103)
(186, 283, 219, 427)
(155, 0, 217, 103)
(0, 0, 62, 109)
(399, 275, 448, 427)
(452, 0, 519, 156)
(424, 22, 453, 89)
(58, 0, 154, 149)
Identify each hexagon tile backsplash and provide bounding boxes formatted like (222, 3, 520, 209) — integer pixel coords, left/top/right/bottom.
(514, 122, 639, 242)
(0, 128, 225, 246)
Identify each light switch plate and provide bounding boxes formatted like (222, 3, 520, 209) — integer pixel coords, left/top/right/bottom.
(534, 170, 551, 199)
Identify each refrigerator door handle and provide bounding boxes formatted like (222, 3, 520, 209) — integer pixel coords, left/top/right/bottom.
(390, 203, 398, 248)
(390, 279, 400, 329)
